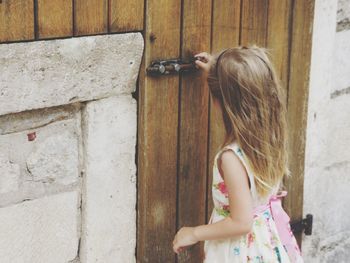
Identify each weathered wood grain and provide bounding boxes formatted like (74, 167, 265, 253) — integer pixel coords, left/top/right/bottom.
(177, 1, 212, 261)
(37, 0, 72, 38)
(137, 0, 181, 262)
(285, 0, 315, 245)
(74, 0, 108, 35)
(110, 0, 144, 32)
(0, 0, 34, 42)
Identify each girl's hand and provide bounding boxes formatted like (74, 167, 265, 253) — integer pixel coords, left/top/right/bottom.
(194, 52, 214, 73)
(172, 226, 199, 254)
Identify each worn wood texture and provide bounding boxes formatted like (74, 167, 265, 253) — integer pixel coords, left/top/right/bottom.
(74, 0, 108, 35)
(266, 0, 293, 96)
(110, 0, 144, 32)
(0, 0, 34, 42)
(37, 0, 72, 38)
(285, 0, 315, 245)
(207, 0, 241, 226)
(177, 1, 212, 262)
(137, 1, 181, 262)
(240, 0, 269, 46)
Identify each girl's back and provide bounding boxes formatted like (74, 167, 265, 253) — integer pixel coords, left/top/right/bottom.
(203, 141, 303, 263)
(173, 46, 303, 262)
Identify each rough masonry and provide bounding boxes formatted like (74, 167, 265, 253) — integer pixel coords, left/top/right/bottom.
(0, 33, 143, 263)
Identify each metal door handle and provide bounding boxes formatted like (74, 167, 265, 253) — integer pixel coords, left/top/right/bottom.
(146, 56, 203, 76)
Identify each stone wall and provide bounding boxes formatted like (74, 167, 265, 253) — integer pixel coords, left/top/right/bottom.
(302, 0, 350, 262)
(0, 33, 143, 262)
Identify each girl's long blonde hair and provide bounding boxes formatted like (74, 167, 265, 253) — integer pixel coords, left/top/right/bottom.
(207, 45, 291, 198)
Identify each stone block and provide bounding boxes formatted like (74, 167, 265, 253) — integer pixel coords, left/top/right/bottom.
(0, 153, 20, 194)
(80, 95, 137, 263)
(337, 0, 350, 32)
(0, 191, 80, 263)
(0, 33, 144, 116)
(26, 129, 79, 185)
(0, 118, 80, 206)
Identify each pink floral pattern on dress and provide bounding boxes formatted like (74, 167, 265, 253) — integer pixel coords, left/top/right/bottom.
(203, 142, 304, 263)
(213, 181, 228, 197)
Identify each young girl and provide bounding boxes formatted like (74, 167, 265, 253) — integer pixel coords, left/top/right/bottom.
(172, 46, 303, 262)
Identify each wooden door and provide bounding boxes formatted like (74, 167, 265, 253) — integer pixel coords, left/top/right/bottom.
(137, 0, 315, 262)
(0, 0, 314, 262)
(0, 0, 315, 262)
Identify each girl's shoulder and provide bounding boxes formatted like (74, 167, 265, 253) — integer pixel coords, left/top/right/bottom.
(217, 140, 243, 160)
(215, 140, 251, 181)
(215, 140, 282, 205)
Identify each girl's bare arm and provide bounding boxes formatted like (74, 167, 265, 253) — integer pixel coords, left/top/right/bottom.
(194, 149, 254, 241)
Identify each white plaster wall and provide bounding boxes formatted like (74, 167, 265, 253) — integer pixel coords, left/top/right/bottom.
(302, 0, 350, 262)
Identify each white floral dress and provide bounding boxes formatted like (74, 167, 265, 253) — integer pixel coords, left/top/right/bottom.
(203, 141, 303, 263)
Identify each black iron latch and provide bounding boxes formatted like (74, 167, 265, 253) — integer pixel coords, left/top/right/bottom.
(146, 57, 203, 76)
(291, 214, 313, 235)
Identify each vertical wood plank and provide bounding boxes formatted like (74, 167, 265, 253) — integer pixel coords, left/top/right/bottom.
(207, 0, 241, 227)
(266, 0, 293, 95)
(0, 0, 34, 42)
(211, 0, 241, 54)
(37, 0, 73, 39)
(137, 0, 181, 262)
(74, 0, 108, 35)
(110, 0, 144, 32)
(178, 1, 212, 261)
(285, 0, 315, 245)
(240, 0, 269, 46)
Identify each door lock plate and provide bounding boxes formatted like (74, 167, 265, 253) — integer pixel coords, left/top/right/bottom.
(146, 57, 201, 76)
